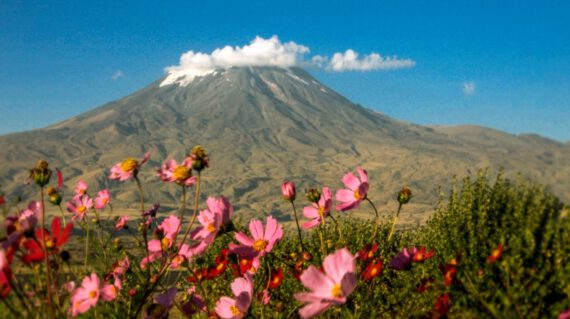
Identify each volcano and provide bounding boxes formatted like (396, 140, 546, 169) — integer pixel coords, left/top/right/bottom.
(1, 66, 568, 224)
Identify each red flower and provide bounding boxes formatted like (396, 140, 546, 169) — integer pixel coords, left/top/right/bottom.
(268, 267, 284, 289)
(413, 247, 435, 263)
(433, 294, 451, 317)
(487, 243, 504, 264)
(361, 259, 383, 281)
(187, 269, 206, 283)
(21, 217, 73, 263)
(291, 260, 305, 281)
(441, 264, 457, 287)
(0, 196, 5, 206)
(206, 250, 229, 278)
(0, 250, 12, 299)
(357, 242, 378, 262)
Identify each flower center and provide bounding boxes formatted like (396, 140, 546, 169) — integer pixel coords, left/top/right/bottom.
(207, 223, 217, 233)
(77, 205, 87, 213)
(253, 239, 267, 252)
(318, 206, 326, 218)
(161, 238, 171, 250)
(230, 305, 242, 316)
(45, 239, 55, 249)
(172, 166, 191, 181)
(89, 290, 97, 299)
(353, 189, 361, 200)
(120, 158, 138, 172)
(102, 197, 109, 204)
(331, 284, 343, 298)
(370, 267, 378, 276)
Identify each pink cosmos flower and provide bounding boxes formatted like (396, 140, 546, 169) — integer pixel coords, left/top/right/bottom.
(74, 180, 88, 196)
(140, 215, 182, 268)
(294, 248, 357, 319)
(112, 256, 130, 277)
(191, 196, 233, 249)
(215, 273, 253, 319)
(114, 216, 129, 231)
(559, 309, 570, 319)
(94, 189, 111, 210)
(109, 153, 150, 181)
(335, 166, 369, 211)
(170, 243, 195, 269)
(303, 187, 332, 229)
(101, 277, 121, 302)
(18, 201, 40, 232)
(229, 216, 283, 259)
(281, 181, 296, 201)
(158, 215, 181, 246)
(70, 273, 101, 317)
(66, 195, 93, 222)
(157, 158, 196, 186)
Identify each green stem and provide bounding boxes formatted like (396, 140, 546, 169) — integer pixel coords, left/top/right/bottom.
(387, 203, 403, 245)
(290, 201, 305, 252)
(329, 213, 344, 246)
(40, 187, 56, 319)
(365, 197, 380, 240)
(318, 218, 327, 256)
(84, 220, 90, 273)
(57, 204, 67, 227)
(178, 185, 187, 219)
(179, 172, 201, 246)
(135, 176, 151, 279)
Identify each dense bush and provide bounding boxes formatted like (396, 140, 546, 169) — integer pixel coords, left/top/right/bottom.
(0, 149, 568, 318)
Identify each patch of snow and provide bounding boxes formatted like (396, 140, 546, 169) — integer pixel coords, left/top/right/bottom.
(286, 72, 309, 85)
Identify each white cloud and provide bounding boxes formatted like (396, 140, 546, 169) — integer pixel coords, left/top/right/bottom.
(463, 81, 476, 95)
(326, 49, 415, 71)
(111, 70, 124, 80)
(161, 36, 416, 86)
(161, 36, 309, 86)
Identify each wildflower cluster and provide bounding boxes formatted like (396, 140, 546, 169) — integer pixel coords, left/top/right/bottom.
(0, 151, 568, 318)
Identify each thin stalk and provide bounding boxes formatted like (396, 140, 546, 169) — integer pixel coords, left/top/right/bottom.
(318, 218, 327, 256)
(40, 186, 56, 319)
(179, 172, 201, 246)
(289, 201, 305, 252)
(135, 176, 151, 279)
(328, 213, 344, 245)
(57, 204, 67, 227)
(132, 173, 202, 319)
(84, 220, 90, 273)
(365, 197, 380, 240)
(178, 185, 187, 219)
(386, 203, 403, 244)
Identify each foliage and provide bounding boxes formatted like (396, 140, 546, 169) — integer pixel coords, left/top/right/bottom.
(0, 152, 568, 319)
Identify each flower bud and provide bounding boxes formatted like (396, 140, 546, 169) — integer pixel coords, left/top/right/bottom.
(397, 186, 412, 205)
(190, 145, 209, 172)
(281, 181, 296, 201)
(47, 187, 62, 205)
(306, 188, 321, 203)
(302, 252, 313, 262)
(30, 160, 52, 187)
(60, 250, 71, 262)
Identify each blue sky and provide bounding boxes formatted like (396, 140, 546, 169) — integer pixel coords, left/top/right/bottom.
(1, 0, 569, 141)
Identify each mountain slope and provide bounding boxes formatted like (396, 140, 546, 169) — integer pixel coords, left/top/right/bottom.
(0, 66, 567, 224)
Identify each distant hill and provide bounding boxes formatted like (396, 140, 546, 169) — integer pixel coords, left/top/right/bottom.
(1, 66, 568, 224)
